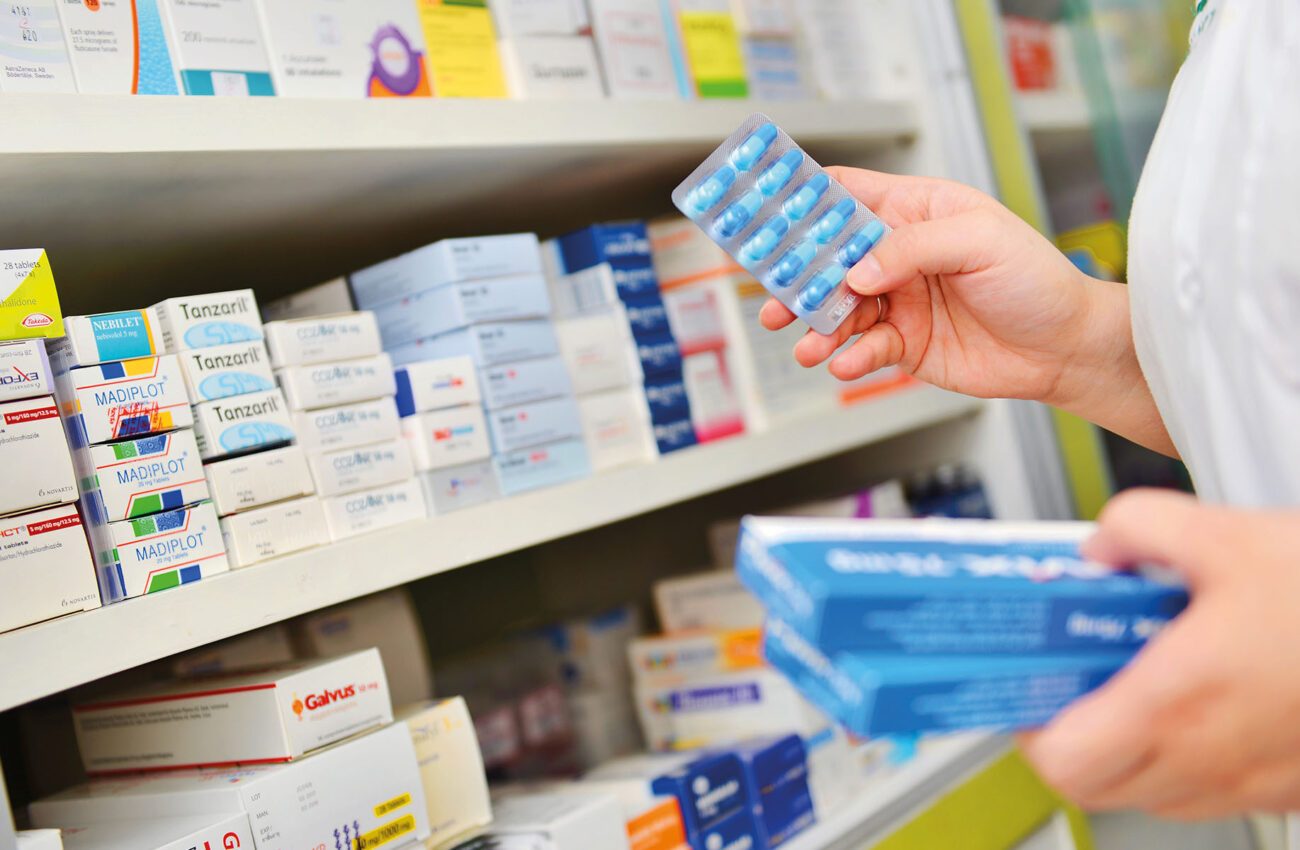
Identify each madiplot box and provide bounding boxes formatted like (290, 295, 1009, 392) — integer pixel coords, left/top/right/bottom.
(203, 444, 315, 516)
(59, 813, 255, 850)
(93, 501, 229, 602)
(153, 289, 263, 351)
(276, 353, 396, 411)
(0, 503, 99, 634)
(71, 649, 392, 774)
(60, 309, 163, 366)
(350, 233, 543, 310)
(263, 312, 381, 367)
(0, 395, 77, 517)
(31, 721, 433, 849)
(53, 354, 192, 447)
(0, 339, 52, 402)
(220, 496, 329, 568)
(293, 397, 401, 452)
(79, 430, 208, 523)
(394, 356, 480, 417)
(192, 388, 295, 460)
(177, 339, 276, 402)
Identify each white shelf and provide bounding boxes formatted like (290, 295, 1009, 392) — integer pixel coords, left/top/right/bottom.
(1018, 90, 1091, 134)
(0, 385, 979, 712)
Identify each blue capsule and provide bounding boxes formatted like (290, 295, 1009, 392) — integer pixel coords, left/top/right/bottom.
(730, 123, 778, 171)
(756, 150, 804, 196)
(810, 198, 857, 244)
(783, 174, 830, 221)
(769, 240, 817, 287)
(713, 190, 763, 239)
(684, 165, 737, 216)
(838, 220, 887, 267)
(739, 216, 791, 265)
(798, 265, 847, 312)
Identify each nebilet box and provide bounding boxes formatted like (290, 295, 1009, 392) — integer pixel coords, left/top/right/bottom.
(736, 517, 1189, 654)
(0, 502, 99, 634)
(78, 430, 209, 523)
(152, 289, 264, 352)
(70, 649, 393, 774)
(203, 444, 316, 516)
(0, 395, 78, 517)
(93, 501, 230, 601)
(192, 388, 295, 460)
(52, 354, 193, 447)
(60, 308, 164, 366)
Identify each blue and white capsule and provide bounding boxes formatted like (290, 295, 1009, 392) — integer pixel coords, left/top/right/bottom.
(714, 190, 763, 239)
(769, 240, 817, 287)
(756, 150, 804, 196)
(684, 165, 737, 217)
(810, 198, 857, 244)
(740, 216, 791, 266)
(730, 123, 778, 171)
(783, 174, 830, 221)
(798, 265, 847, 312)
(838, 220, 887, 267)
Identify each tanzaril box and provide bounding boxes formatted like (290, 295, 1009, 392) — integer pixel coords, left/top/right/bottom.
(31, 722, 433, 849)
(275, 352, 397, 411)
(0, 395, 77, 517)
(219, 496, 329, 568)
(78, 430, 208, 523)
(177, 339, 276, 402)
(399, 698, 493, 849)
(263, 312, 382, 368)
(0, 339, 52, 402)
(93, 501, 230, 602)
(60, 308, 163, 366)
(349, 233, 543, 310)
(191, 388, 295, 461)
(736, 516, 1190, 655)
(71, 649, 393, 774)
(51, 353, 193, 448)
(0, 502, 100, 634)
(153, 289, 263, 351)
(203, 444, 315, 517)
(0, 249, 64, 340)
(60, 813, 255, 850)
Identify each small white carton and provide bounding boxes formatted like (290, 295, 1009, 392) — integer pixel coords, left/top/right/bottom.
(388, 319, 559, 369)
(555, 311, 643, 395)
(170, 624, 296, 677)
(31, 722, 433, 848)
(219, 496, 329, 568)
(0, 395, 77, 517)
(653, 570, 764, 633)
(487, 395, 583, 453)
(263, 312, 382, 367)
(59, 308, 164, 366)
(489, 792, 630, 850)
(403, 405, 491, 471)
(578, 388, 656, 472)
(418, 461, 501, 515)
(501, 35, 606, 99)
(322, 478, 427, 542)
(373, 273, 552, 347)
(399, 698, 493, 849)
(177, 339, 276, 402)
(349, 234, 543, 310)
(479, 355, 573, 410)
(92, 501, 230, 602)
(307, 438, 414, 497)
(0, 503, 99, 634)
(152, 289, 263, 351)
(14, 829, 63, 850)
(60, 813, 254, 850)
(156, 0, 276, 96)
(260, 278, 354, 321)
(71, 649, 393, 774)
(192, 388, 295, 460)
(394, 356, 480, 417)
(275, 352, 396, 411)
(0, 339, 53, 402)
(547, 262, 621, 318)
(294, 397, 402, 453)
(491, 0, 585, 35)
(78, 430, 208, 523)
(588, 0, 680, 100)
(203, 444, 316, 517)
(51, 353, 193, 448)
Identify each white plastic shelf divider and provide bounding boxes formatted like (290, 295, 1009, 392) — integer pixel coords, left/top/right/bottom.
(0, 385, 979, 712)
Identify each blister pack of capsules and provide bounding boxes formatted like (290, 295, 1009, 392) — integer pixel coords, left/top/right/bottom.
(672, 113, 890, 335)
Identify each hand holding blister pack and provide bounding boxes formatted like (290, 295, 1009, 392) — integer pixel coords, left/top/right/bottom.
(672, 113, 890, 335)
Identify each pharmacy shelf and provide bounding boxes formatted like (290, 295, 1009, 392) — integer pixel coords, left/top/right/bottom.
(0, 95, 918, 312)
(1018, 90, 1091, 134)
(0, 385, 979, 712)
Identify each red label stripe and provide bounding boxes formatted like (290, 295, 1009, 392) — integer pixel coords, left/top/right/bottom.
(74, 682, 278, 713)
(3, 404, 59, 424)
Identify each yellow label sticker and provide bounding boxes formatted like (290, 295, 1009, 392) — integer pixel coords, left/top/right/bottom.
(417, 1, 509, 98)
(373, 792, 412, 818)
(679, 12, 748, 97)
(355, 814, 417, 849)
(0, 249, 65, 340)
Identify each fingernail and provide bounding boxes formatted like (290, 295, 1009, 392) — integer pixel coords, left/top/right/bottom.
(848, 255, 884, 294)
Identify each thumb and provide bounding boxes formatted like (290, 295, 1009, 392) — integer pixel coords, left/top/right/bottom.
(845, 210, 1001, 296)
(1080, 488, 1224, 589)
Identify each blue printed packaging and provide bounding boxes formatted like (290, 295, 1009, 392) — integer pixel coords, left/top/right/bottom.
(721, 735, 816, 848)
(736, 517, 1189, 655)
(93, 501, 229, 602)
(152, 290, 263, 352)
(557, 221, 654, 274)
(623, 295, 673, 340)
(763, 617, 1131, 738)
(672, 114, 892, 334)
(650, 751, 748, 841)
(654, 418, 698, 455)
(637, 334, 685, 380)
(694, 806, 764, 850)
(51, 352, 193, 448)
(78, 430, 209, 523)
(644, 373, 691, 423)
(61, 309, 164, 366)
(389, 320, 560, 369)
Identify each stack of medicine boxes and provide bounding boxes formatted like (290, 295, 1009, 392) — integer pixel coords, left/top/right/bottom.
(552, 221, 699, 456)
(153, 289, 322, 570)
(264, 311, 427, 542)
(51, 307, 229, 601)
(350, 233, 592, 497)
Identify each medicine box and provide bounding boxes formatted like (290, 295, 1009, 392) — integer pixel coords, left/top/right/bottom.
(400, 698, 493, 849)
(263, 312, 381, 367)
(416, 0, 510, 99)
(0, 0, 75, 92)
(293, 396, 400, 454)
(54, 0, 181, 95)
(60, 308, 163, 366)
(260, 278, 354, 321)
(623, 295, 673, 340)
(479, 355, 572, 410)
(762, 617, 1132, 737)
(743, 36, 810, 100)
(152, 289, 263, 352)
(388, 319, 560, 369)
(275, 352, 397, 411)
(644, 373, 691, 423)
(683, 349, 745, 442)
(493, 436, 591, 496)
(501, 35, 606, 100)
(587, 0, 681, 100)
(736, 516, 1190, 655)
(653, 570, 764, 633)
(644, 752, 748, 840)
(554, 312, 643, 396)
(0, 503, 99, 634)
(0, 340, 52, 402)
(307, 438, 414, 497)
(373, 273, 552, 347)
(93, 501, 229, 602)
(403, 405, 491, 471)
(177, 339, 276, 402)
(491, 0, 585, 35)
(0, 395, 77, 517)
(578, 388, 656, 472)
(653, 418, 697, 455)
(14, 829, 62, 850)
(0, 249, 64, 340)
(32, 722, 433, 848)
(78, 430, 208, 523)
(487, 395, 583, 453)
(489, 792, 631, 850)
(394, 355, 480, 417)
(628, 628, 763, 681)
(558, 221, 653, 272)
(52, 354, 193, 448)
(71, 649, 391, 774)
(349, 233, 543, 310)
(219, 496, 329, 568)
(170, 624, 295, 677)
(156, 0, 276, 96)
(547, 261, 622, 318)
(321, 478, 427, 542)
(418, 460, 500, 514)
(203, 444, 316, 516)
(192, 388, 295, 460)
(59, 813, 255, 850)
(623, 796, 689, 850)
(698, 807, 764, 850)
(636, 334, 686, 379)
(727, 735, 815, 848)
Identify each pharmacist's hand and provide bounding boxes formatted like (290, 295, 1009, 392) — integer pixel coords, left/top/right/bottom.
(760, 168, 1097, 402)
(1018, 489, 1300, 820)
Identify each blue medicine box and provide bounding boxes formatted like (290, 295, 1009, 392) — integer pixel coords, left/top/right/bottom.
(651, 751, 749, 842)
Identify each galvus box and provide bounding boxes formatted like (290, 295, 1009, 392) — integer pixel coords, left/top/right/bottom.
(736, 516, 1189, 655)
(70, 648, 393, 774)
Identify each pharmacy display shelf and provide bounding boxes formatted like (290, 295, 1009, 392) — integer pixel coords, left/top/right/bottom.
(0, 385, 980, 712)
(1018, 90, 1092, 135)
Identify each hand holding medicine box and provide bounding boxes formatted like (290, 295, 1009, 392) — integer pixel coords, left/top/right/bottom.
(71, 649, 392, 774)
(152, 289, 263, 351)
(0, 395, 77, 517)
